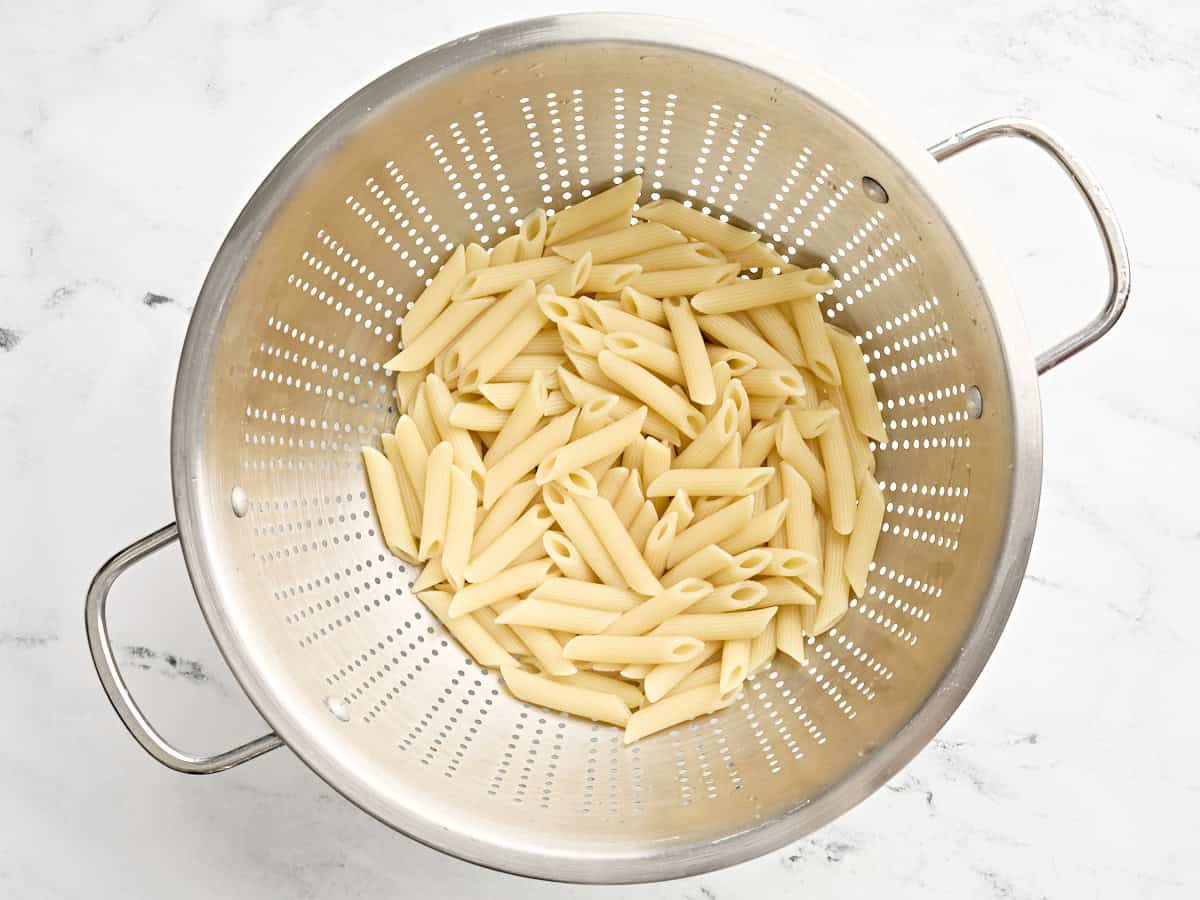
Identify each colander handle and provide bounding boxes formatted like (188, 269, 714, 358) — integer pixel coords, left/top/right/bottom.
(928, 117, 1131, 374)
(85, 523, 284, 774)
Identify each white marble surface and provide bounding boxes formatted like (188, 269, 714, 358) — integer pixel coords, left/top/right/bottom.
(2, 0, 1197, 895)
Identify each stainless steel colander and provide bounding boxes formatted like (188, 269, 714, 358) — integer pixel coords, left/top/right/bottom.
(85, 15, 1130, 882)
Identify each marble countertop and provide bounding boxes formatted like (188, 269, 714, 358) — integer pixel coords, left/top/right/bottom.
(2, 0, 1197, 896)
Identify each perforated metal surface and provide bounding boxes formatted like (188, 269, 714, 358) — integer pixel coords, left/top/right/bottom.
(169, 16, 1042, 882)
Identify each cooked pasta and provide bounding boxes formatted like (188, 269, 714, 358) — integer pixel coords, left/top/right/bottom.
(362, 186, 881, 742)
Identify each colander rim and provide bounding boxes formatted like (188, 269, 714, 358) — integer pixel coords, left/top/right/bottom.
(169, 13, 1042, 883)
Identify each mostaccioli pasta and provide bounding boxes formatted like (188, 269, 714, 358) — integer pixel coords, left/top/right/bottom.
(362, 179, 885, 742)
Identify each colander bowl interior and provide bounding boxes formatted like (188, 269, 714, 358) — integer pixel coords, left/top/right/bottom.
(170, 14, 1041, 882)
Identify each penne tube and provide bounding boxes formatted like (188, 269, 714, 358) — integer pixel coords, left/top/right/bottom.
(791, 403, 839, 438)
(710, 432, 741, 468)
(550, 671, 645, 710)
(643, 512, 678, 578)
(401, 245, 466, 345)
(761, 547, 815, 578)
(482, 408, 578, 509)
(563, 634, 705, 665)
(553, 221, 684, 263)
(457, 301, 548, 390)
(556, 469, 598, 499)
(706, 345, 758, 376)
(465, 503, 555, 583)
(542, 483, 627, 589)
(628, 500, 659, 550)
(619, 286, 667, 325)
(827, 325, 887, 442)
(496, 598, 620, 635)
(471, 478, 540, 557)
(775, 413, 831, 513)
(504, 619, 577, 677)
(719, 500, 789, 555)
(380, 434, 423, 532)
(613, 469, 645, 529)
(728, 240, 788, 272)
(582, 263, 643, 294)
(448, 558, 553, 618)
(419, 590, 516, 669)
(443, 280, 538, 378)
(440, 465, 479, 590)
(662, 296, 718, 406)
(741, 421, 779, 469)
(537, 407, 647, 485)
(790, 295, 840, 385)
(546, 177, 643, 245)
(411, 557, 446, 592)
(516, 208, 548, 260)
(739, 368, 806, 398)
(663, 490, 695, 532)
(780, 463, 822, 594)
(669, 661, 722, 695)
(573, 494, 662, 595)
(394, 370, 425, 415)
(419, 441, 454, 560)
(581, 298, 675, 347)
(362, 446, 418, 561)
(662, 544, 735, 587)
(604, 332, 685, 384)
(564, 211, 633, 243)
(597, 466, 628, 504)
(686, 581, 768, 614)
(502, 667, 629, 726)
(449, 401, 509, 432)
(621, 241, 726, 272)
(464, 242, 490, 271)
(691, 267, 835, 314)
(558, 321, 607, 356)
(482, 369, 549, 465)
(631, 264, 741, 298)
(386, 297, 493, 372)
(709, 548, 773, 586)
(642, 642, 720, 702)
(696, 313, 800, 376)
(623, 684, 731, 743)
(452, 257, 569, 301)
(531, 577, 641, 612)
(844, 474, 885, 597)
(635, 199, 760, 251)
(756, 577, 817, 607)
(542, 530, 595, 581)
(597, 351, 705, 438)
(776, 605, 806, 664)
(720, 639, 751, 694)
(603, 579, 713, 636)
(474, 604, 527, 656)
(748, 618, 777, 674)
(746, 304, 806, 367)
(653, 607, 777, 641)
(492, 354, 567, 382)
(668, 494, 755, 567)
(646, 467, 774, 498)
(536, 292, 583, 325)
(809, 528, 849, 637)
(818, 408, 856, 535)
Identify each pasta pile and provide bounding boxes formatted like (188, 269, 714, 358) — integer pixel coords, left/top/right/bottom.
(362, 176, 886, 743)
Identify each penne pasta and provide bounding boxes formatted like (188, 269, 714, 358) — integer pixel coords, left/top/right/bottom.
(419, 590, 516, 669)
(691, 267, 835, 314)
(667, 494, 755, 567)
(775, 413, 831, 513)
(643, 511, 678, 578)
(827, 325, 887, 442)
(563, 634, 705, 665)
(619, 286, 667, 325)
(542, 530, 595, 581)
(720, 499, 790, 555)
(808, 528, 849, 637)
(537, 406, 646, 485)
(482, 408, 578, 509)
(542, 483, 627, 589)
(466, 503, 555, 583)
(646, 467, 774, 498)
(401, 245, 466, 345)
(746, 304, 806, 367)
(597, 351, 705, 438)
(748, 618, 777, 674)
(573, 494, 663, 595)
(452, 257, 569, 301)
(653, 607, 778, 641)
(662, 544, 735, 587)
(709, 548, 774, 586)
(550, 671, 645, 710)
(818, 408, 856, 535)
(720, 639, 751, 694)
(553, 221, 685, 263)
(443, 280, 538, 379)
(448, 558, 553, 618)
(635, 199, 760, 251)
(546, 177, 643, 246)
(517, 208, 548, 260)
(790, 295, 840, 385)
(380, 434, 423, 531)
(501, 665, 631, 725)
(582, 263, 643, 294)
(362, 446, 418, 561)
(621, 241, 726, 272)
(696, 313, 800, 376)
(419, 441, 454, 560)
(496, 598, 619, 635)
(531, 577, 641, 612)
(624, 684, 731, 743)
(775, 605, 806, 664)
(662, 296, 718, 405)
(662, 490, 695, 532)
(844, 474, 885, 597)
(386, 297, 493, 372)
(642, 642, 720, 703)
(631, 263, 741, 298)
(686, 581, 768, 614)
(603, 578, 713, 636)
(628, 500, 659, 550)
(440, 464, 478, 590)
(604, 332, 685, 384)
(449, 400, 509, 432)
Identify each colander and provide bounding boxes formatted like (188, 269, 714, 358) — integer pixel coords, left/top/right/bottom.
(85, 15, 1130, 883)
